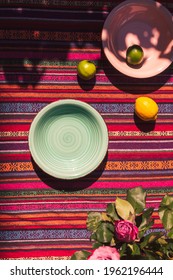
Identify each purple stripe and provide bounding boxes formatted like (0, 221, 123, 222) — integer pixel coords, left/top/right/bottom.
(0, 229, 90, 240)
(108, 141, 173, 150)
(1, 140, 172, 153)
(0, 142, 29, 150)
(1, 103, 173, 114)
(1, 170, 172, 179)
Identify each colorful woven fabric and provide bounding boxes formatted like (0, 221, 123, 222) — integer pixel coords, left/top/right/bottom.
(0, 0, 173, 259)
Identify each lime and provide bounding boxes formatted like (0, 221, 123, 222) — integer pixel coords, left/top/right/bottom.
(77, 60, 96, 80)
(126, 45, 144, 65)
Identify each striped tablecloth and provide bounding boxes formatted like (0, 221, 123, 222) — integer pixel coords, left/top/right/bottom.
(0, 0, 173, 259)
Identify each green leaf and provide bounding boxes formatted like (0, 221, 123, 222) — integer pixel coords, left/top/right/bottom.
(128, 243, 141, 256)
(165, 241, 173, 258)
(168, 228, 173, 238)
(101, 212, 113, 222)
(95, 221, 114, 244)
(140, 232, 163, 249)
(115, 197, 135, 221)
(139, 221, 154, 239)
(148, 232, 163, 244)
(86, 212, 102, 232)
(127, 186, 146, 214)
(90, 232, 97, 242)
(71, 250, 91, 260)
(92, 242, 103, 249)
(160, 194, 173, 207)
(106, 203, 119, 221)
(157, 236, 168, 245)
(110, 237, 116, 246)
(139, 207, 154, 229)
(161, 209, 173, 230)
(138, 208, 154, 238)
(144, 250, 161, 260)
(119, 243, 127, 257)
(159, 195, 173, 230)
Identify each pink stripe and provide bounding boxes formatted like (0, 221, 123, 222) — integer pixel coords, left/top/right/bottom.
(89, 180, 173, 190)
(2, 74, 172, 84)
(0, 202, 162, 211)
(0, 203, 106, 211)
(1, 180, 173, 190)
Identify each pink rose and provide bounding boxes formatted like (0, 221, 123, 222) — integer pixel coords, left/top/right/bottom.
(115, 220, 139, 243)
(88, 246, 120, 260)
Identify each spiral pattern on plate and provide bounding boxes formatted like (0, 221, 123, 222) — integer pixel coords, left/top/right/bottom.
(29, 100, 108, 179)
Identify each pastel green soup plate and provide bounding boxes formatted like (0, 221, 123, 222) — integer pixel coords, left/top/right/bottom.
(29, 99, 109, 180)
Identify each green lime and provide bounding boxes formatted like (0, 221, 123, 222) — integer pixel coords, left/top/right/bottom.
(126, 45, 144, 65)
(77, 60, 96, 80)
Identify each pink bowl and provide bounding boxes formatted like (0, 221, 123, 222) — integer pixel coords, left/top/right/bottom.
(102, 0, 173, 78)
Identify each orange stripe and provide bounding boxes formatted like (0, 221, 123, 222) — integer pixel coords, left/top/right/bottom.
(0, 120, 31, 123)
(0, 212, 161, 218)
(1, 160, 173, 172)
(0, 213, 87, 219)
(1, 192, 172, 199)
(0, 220, 86, 227)
(1, 93, 172, 99)
(0, 212, 161, 221)
(154, 219, 162, 225)
(0, 85, 173, 93)
(1, 244, 92, 251)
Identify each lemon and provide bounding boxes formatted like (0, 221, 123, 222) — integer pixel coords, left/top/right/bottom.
(135, 97, 158, 121)
(77, 60, 96, 80)
(126, 45, 144, 65)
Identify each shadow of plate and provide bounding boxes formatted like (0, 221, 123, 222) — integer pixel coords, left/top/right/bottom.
(31, 152, 108, 192)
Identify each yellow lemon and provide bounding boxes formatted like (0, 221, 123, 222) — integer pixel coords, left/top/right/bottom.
(135, 97, 158, 121)
(126, 45, 144, 65)
(77, 60, 96, 80)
